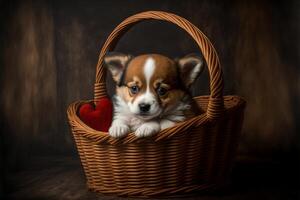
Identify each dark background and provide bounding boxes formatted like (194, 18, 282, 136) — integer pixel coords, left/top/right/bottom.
(0, 0, 299, 199)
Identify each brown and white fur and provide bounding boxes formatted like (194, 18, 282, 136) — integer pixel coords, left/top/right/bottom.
(105, 53, 204, 138)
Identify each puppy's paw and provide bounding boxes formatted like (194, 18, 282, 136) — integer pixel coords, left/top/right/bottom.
(135, 123, 160, 138)
(109, 124, 130, 138)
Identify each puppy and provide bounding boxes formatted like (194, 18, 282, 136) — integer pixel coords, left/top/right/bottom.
(105, 53, 204, 138)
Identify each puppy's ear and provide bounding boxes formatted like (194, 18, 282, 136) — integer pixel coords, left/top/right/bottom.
(177, 54, 204, 88)
(104, 52, 132, 84)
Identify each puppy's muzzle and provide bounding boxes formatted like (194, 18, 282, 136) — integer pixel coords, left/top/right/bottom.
(139, 103, 151, 113)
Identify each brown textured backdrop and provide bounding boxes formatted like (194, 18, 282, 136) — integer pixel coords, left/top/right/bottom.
(0, 0, 299, 171)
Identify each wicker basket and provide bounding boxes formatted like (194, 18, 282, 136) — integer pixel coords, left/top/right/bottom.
(67, 11, 246, 197)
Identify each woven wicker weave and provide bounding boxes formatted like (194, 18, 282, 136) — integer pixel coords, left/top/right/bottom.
(67, 11, 246, 197)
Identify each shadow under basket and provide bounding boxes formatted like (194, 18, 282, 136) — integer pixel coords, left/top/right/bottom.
(67, 11, 246, 197)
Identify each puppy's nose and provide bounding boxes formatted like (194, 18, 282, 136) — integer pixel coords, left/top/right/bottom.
(139, 103, 151, 113)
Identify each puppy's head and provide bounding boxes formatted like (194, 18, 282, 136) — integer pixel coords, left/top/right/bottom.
(105, 53, 204, 120)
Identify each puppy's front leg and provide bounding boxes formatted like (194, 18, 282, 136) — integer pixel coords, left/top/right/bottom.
(109, 117, 130, 138)
(135, 121, 160, 138)
(160, 119, 176, 130)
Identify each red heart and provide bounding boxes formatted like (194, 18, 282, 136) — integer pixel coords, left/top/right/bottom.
(78, 98, 113, 132)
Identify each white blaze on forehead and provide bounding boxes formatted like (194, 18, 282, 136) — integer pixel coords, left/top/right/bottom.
(144, 57, 156, 92)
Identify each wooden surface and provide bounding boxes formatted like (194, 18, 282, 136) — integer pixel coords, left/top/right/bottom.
(3, 156, 299, 200)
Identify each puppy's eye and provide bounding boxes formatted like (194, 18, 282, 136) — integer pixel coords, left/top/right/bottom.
(130, 86, 139, 94)
(157, 87, 167, 96)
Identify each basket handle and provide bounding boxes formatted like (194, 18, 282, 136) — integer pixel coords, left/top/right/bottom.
(94, 11, 224, 120)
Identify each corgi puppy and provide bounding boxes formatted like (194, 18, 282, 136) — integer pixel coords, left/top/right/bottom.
(105, 53, 204, 138)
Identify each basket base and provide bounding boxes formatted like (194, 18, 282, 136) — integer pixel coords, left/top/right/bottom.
(87, 182, 221, 198)
(68, 95, 246, 198)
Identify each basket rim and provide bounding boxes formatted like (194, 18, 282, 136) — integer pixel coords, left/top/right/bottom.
(67, 95, 246, 145)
